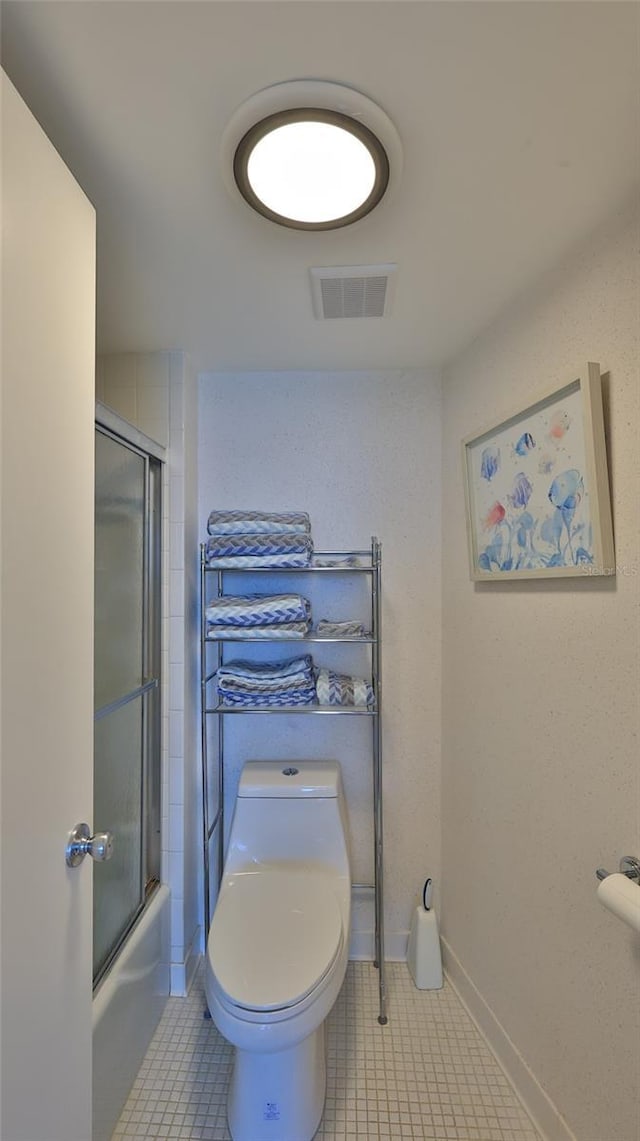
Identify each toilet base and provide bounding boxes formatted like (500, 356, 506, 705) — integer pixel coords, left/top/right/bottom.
(228, 1022, 326, 1141)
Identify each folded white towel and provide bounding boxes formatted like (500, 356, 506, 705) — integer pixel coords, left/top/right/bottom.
(207, 622, 309, 640)
(207, 509, 311, 536)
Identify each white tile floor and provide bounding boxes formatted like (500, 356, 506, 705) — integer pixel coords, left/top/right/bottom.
(112, 962, 542, 1141)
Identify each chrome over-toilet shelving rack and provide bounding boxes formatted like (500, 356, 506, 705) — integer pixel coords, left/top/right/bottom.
(199, 536, 387, 1024)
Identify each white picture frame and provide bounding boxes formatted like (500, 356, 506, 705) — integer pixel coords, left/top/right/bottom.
(462, 363, 615, 581)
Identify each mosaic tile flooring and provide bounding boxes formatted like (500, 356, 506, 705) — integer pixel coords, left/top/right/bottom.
(112, 962, 541, 1141)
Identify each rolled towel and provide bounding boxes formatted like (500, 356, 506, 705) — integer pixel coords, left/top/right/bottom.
(353, 677, 373, 706)
(208, 509, 311, 536)
(315, 619, 368, 637)
(315, 667, 374, 707)
(312, 555, 361, 568)
(206, 594, 311, 628)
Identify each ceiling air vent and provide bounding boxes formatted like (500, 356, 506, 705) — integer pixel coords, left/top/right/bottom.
(309, 264, 397, 320)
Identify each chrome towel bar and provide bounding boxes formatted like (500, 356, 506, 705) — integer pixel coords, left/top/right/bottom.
(595, 856, 640, 883)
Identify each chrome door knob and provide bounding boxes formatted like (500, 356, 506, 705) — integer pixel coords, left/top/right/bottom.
(66, 822, 114, 867)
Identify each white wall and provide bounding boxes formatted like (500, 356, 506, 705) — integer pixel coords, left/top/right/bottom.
(198, 370, 442, 956)
(441, 205, 640, 1141)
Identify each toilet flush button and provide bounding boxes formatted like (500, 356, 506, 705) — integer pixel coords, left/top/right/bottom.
(282, 766, 299, 776)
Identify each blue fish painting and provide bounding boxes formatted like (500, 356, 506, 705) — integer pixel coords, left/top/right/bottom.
(548, 469, 583, 519)
(472, 384, 596, 575)
(514, 432, 535, 456)
(545, 469, 586, 566)
(515, 512, 535, 549)
(476, 465, 591, 573)
(480, 445, 500, 482)
(508, 472, 533, 510)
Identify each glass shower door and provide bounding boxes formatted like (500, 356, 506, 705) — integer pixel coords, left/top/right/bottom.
(93, 426, 161, 985)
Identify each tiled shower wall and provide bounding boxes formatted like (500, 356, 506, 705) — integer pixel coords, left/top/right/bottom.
(97, 350, 200, 995)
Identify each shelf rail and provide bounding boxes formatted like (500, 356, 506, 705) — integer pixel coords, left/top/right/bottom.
(199, 536, 386, 1024)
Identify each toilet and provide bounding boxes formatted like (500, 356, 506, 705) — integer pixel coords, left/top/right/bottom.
(204, 760, 352, 1141)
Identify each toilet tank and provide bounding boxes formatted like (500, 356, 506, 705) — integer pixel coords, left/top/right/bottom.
(238, 760, 341, 798)
(224, 760, 351, 877)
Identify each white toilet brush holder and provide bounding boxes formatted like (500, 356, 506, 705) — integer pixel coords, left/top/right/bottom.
(407, 878, 443, 990)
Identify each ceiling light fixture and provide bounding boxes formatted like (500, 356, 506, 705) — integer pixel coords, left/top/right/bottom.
(233, 108, 389, 231)
(221, 81, 402, 233)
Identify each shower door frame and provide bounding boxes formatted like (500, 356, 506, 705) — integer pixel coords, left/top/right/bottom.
(94, 404, 165, 989)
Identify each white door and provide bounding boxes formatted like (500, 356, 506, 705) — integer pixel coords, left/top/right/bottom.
(1, 71, 96, 1141)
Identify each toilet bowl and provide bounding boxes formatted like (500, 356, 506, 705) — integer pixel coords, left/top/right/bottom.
(204, 760, 351, 1141)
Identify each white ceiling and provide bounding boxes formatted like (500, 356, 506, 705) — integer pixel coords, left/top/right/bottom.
(2, 1, 638, 373)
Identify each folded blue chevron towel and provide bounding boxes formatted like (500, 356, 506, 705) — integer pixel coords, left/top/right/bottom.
(217, 655, 313, 683)
(205, 594, 311, 628)
(216, 654, 316, 708)
(205, 532, 313, 568)
(219, 671, 313, 694)
(207, 510, 311, 536)
(220, 689, 317, 708)
(206, 533, 312, 558)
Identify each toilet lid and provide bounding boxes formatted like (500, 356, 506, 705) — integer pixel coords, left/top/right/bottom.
(209, 870, 343, 1012)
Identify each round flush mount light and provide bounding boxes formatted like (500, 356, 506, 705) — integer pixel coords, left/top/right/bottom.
(233, 108, 389, 231)
(221, 80, 403, 232)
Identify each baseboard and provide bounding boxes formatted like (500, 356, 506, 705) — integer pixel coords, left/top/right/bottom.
(170, 926, 202, 997)
(349, 928, 409, 961)
(185, 932, 202, 994)
(442, 937, 577, 1141)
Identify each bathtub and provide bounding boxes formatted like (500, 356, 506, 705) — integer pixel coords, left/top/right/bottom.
(92, 883, 171, 1141)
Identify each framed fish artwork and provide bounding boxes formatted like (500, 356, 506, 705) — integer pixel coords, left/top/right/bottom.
(462, 363, 615, 580)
